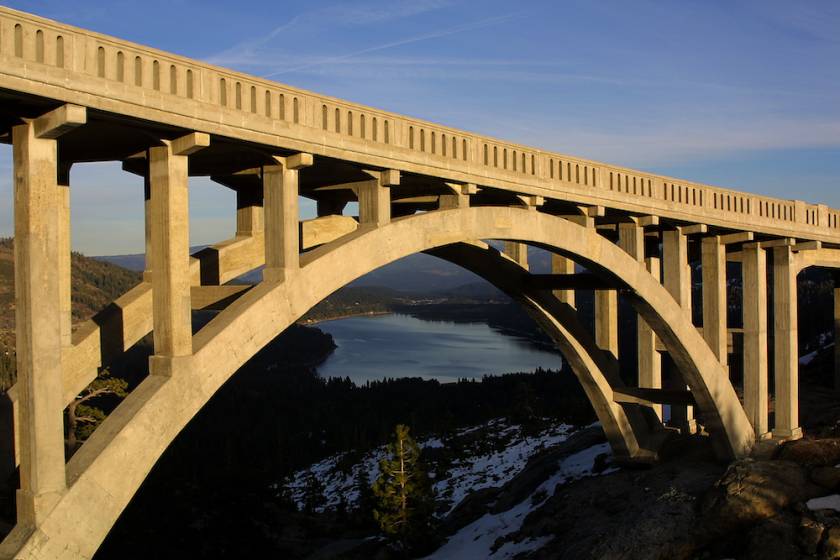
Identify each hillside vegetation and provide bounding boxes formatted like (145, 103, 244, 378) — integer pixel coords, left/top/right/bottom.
(0, 238, 141, 391)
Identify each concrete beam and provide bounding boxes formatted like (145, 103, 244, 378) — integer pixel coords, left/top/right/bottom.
(32, 104, 86, 139)
(793, 240, 822, 252)
(526, 273, 619, 290)
(613, 388, 696, 407)
(719, 231, 754, 245)
(191, 285, 253, 311)
(170, 131, 210, 156)
(679, 224, 708, 236)
(300, 214, 358, 249)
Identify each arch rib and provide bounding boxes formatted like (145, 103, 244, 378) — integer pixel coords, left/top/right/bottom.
(1, 207, 754, 560)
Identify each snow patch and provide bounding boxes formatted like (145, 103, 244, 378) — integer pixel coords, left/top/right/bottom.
(807, 494, 840, 512)
(423, 440, 614, 559)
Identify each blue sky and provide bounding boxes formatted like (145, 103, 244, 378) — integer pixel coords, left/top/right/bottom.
(0, 0, 838, 254)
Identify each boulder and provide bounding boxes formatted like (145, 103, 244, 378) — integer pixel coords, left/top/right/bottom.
(812, 466, 840, 491)
(744, 513, 801, 560)
(700, 459, 822, 535)
(777, 438, 840, 468)
(798, 515, 825, 555)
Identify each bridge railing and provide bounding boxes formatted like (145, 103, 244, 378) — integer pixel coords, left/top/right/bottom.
(1, 6, 838, 238)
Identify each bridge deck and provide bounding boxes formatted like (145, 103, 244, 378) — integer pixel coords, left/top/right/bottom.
(0, 6, 837, 242)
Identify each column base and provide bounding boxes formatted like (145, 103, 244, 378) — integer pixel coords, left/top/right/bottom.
(262, 267, 297, 284)
(148, 355, 193, 377)
(667, 418, 698, 435)
(772, 426, 804, 441)
(756, 431, 774, 441)
(15, 488, 63, 527)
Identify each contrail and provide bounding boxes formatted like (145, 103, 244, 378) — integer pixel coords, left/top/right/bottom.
(262, 12, 521, 78)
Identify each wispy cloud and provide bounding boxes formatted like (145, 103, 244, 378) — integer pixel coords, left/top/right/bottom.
(206, 0, 458, 70)
(262, 13, 521, 78)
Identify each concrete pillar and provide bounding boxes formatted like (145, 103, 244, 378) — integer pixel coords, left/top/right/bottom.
(263, 153, 311, 283)
(834, 273, 840, 391)
(663, 228, 696, 433)
(149, 134, 208, 361)
(742, 243, 769, 437)
(359, 169, 397, 227)
(772, 245, 802, 439)
(235, 187, 263, 237)
(640, 256, 663, 419)
(618, 223, 661, 417)
(12, 106, 86, 524)
(701, 236, 728, 367)
(57, 166, 72, 348)
(503, 241, 529, 269)
(551, 254, 575, 307)
(316, 198, 347, 217)
(595, 290, 618, 360)
(439, 182, 475, 210)
(143, 168, 152, 282)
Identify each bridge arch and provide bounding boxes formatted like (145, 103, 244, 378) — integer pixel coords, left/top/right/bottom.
(3, 206, 754, 559)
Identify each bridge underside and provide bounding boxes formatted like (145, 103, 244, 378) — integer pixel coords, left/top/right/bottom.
(1, 6, 840, 559)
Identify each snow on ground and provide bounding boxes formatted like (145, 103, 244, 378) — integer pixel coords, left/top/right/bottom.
(281, 418, 616, 558)
(800, 332, 833, 365)
(282, 418, 573, 514)
(435, 419, 573, 515)
(422, 442, 616, 560)
(807, 494, 840, 512)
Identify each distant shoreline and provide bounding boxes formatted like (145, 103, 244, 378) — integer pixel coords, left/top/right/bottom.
(299, 310, 393, 325)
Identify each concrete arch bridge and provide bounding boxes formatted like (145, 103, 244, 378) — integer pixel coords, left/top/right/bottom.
(2, 6, 840, 559)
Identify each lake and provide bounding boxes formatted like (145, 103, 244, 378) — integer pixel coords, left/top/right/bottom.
(315, 313, 564, 385)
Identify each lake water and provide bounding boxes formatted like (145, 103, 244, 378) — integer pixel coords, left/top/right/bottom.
(315, 313, 563, 385)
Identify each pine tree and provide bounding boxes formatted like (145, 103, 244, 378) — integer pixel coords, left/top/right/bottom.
(301, 470, 325, 514)
(372, 424, 435, 551)
(65, 371, 128, 455)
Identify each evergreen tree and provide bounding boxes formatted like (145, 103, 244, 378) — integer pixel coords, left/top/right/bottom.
(372, 424, 435, 551)
(65, 371, 128, 455)
(353, 466, 376, 528)
(301, 470, 325, 514)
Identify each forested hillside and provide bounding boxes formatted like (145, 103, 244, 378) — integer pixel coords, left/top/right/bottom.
(0, 238, 141, 391)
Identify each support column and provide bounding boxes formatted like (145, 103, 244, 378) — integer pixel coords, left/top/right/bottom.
(701, 236, 728, 368)
(149, 133, 208, 363)
(316, 198, 348, 217)
(359, 169, 398, 227)
(742, 243, 769, 438)
(663, 228, 697, 433)
(773, 245, 802, 439)
(619, 223, 661, 417)
(12, 104, 85, 525)
(595, 290, 618, 359)
(834, 273, 840, 391)
(503, 241, 529, 269)
(640, 256, 663, 419)
(551, 254, 575, 307)
(235, 187, 264, 237)
(439, 182, 475, 210)
(263, 153, 312, 283)
(57, 164, 72, 348)
(143, 167, 153, 282)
